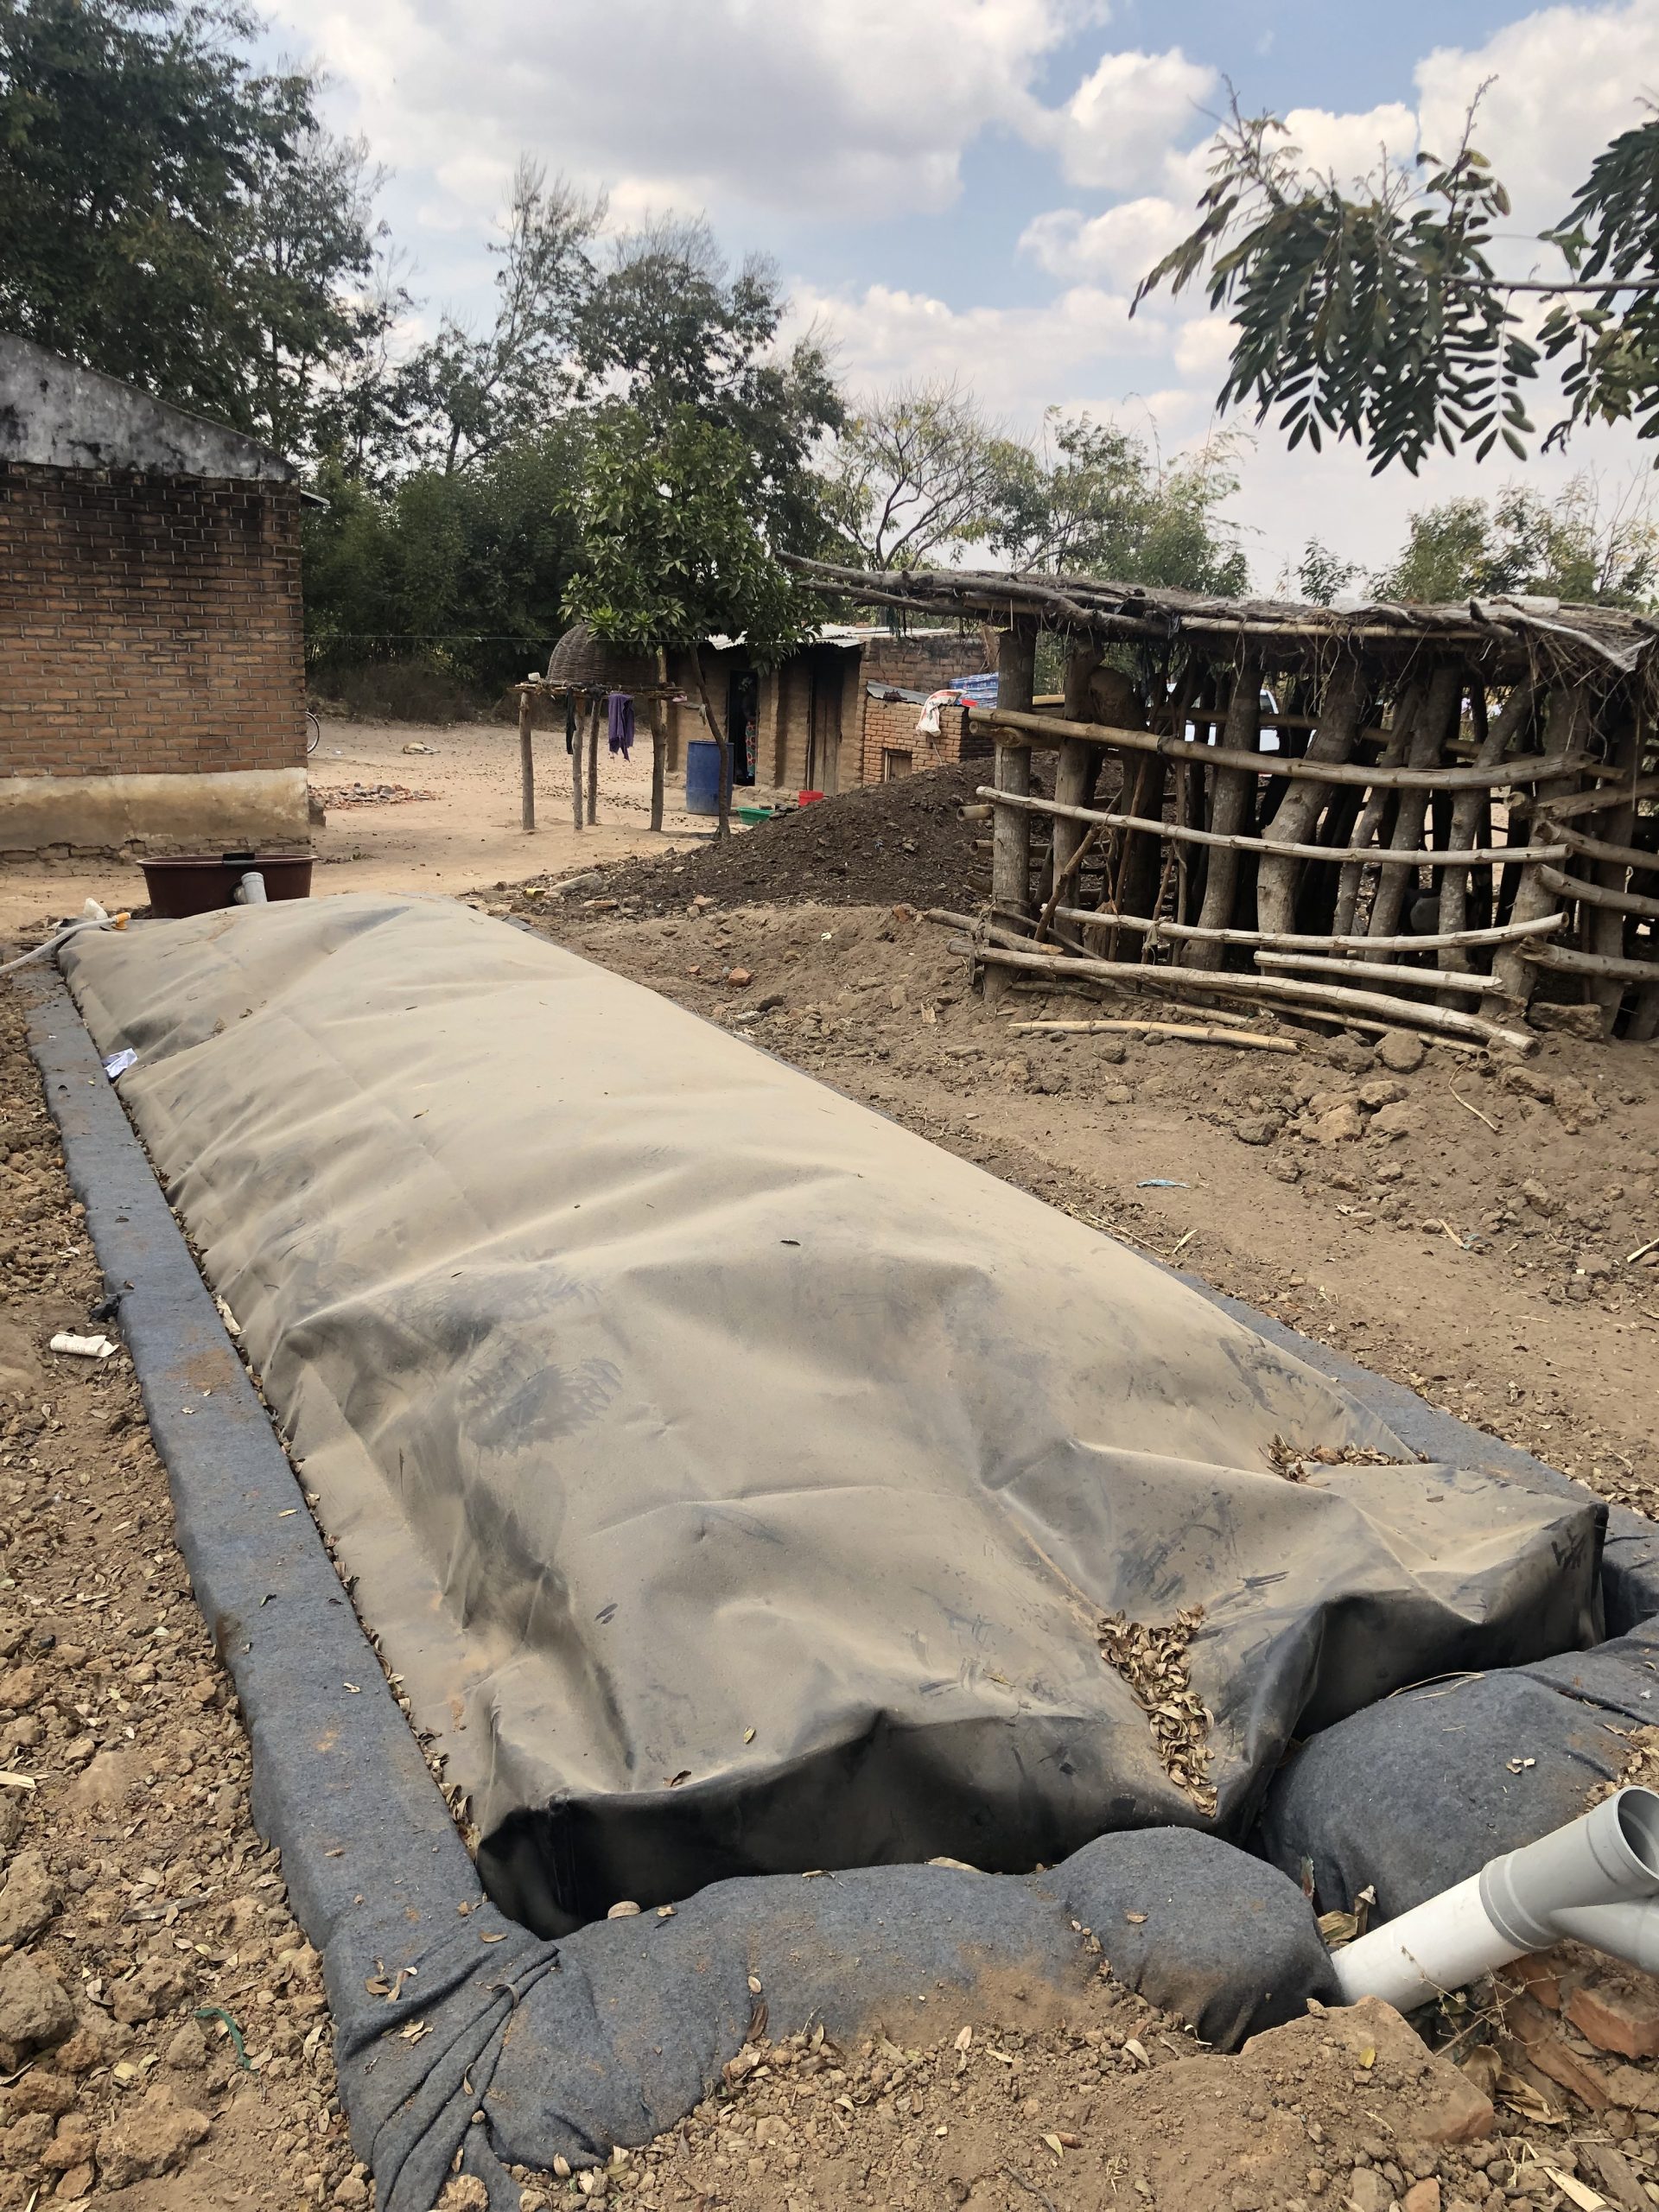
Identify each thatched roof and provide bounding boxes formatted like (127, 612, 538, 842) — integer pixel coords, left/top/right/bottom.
(785, 556, 1658, 684)
(545, 622, 664, 695)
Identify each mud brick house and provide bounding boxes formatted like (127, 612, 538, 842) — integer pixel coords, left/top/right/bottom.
(662, 624, 992, 796)
(0, 335, 307, 858)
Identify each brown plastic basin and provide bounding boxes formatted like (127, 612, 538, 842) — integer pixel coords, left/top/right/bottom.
(140, 854, 314, 920)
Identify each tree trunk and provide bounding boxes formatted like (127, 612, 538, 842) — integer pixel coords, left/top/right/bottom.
(690, 645, 733, 839)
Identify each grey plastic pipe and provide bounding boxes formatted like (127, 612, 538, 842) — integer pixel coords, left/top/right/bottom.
(234, 872, 269, 906)
(1332, 1785, 1659, 2011)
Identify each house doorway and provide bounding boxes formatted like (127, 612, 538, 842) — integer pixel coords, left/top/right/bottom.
(727, 669, 758, 787)
(805, 647, 845, 795)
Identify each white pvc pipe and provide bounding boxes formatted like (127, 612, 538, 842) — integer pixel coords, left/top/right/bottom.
(1334, 1787, 1659, 2012)
(235, 872, 269, 906)
(1333, 1874, 1517, 2010)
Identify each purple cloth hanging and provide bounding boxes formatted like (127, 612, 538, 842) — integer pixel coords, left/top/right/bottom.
(607, 692, 634, 759)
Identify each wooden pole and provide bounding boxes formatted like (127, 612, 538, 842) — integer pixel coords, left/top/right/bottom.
(1010, 1019, 1300, 1052)
(518, 686, 537, 833)
(1046, 642, 1102, 922)
(1257, 660, 1365, 935)
(1188, 651, 1262, 964)
(570, 695, 586, 832)
(1046, 902, 1567, 956)
(587, 699, 601, 827)
(1332, 683, 1420, 936)
(964, 941, 1538, 1052)
(1589, 716, 1642, 1033)
(1484, 690, 1586, 1020)
(1436, 681, 1535, 967)
(649, 698, 666, 833)
(991, 621, 1038, 920)
(1368, 665, 1462, 942)
(977, 788, 1567, 868)
(1253, 950, 1491, 998)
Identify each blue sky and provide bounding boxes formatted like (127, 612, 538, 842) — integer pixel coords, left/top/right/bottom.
(265, 0, 1659, 580)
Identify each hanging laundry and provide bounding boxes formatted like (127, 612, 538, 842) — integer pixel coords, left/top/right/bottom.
(607, 692, 635, 759)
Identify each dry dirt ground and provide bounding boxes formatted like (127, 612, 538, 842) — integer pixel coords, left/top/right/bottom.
(7, 760, 1659, 2209)
(0, 715, 702, 937)
(0, 986, 367, 2210)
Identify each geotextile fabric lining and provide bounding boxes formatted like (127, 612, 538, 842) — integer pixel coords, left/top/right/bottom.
(62, 895, 1605, 1937)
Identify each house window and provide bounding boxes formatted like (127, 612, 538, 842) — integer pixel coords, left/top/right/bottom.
(881, 748, 913, 780)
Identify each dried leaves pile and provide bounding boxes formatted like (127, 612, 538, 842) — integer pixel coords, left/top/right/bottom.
(1097, 1607, 1217, 1818)
(1587, 1721, 1659, 1808)
(1267, 1434, 1408, 1483)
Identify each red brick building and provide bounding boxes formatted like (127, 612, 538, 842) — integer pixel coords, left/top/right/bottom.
(0, 336, 306, 858)
(663, 625, 992, 796)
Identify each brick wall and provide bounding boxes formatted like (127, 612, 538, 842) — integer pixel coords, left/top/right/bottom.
(855, 631, 986, 785)
(0, 461, 305, 784)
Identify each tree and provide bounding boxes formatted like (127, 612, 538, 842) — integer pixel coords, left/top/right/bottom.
(562, 404, 814, 836)
(821, 379, 1018, 568)
(1373, 474, 1659, 607)
(1134, 92, 1659, 474)
(1290, 538, 1361, 606)
(576, 216, 842, 549)
(990, 412, 1251, 592)
(394, 159, 603, 475)
(302, 422, 590, 702)
(0, 0, 387, 451)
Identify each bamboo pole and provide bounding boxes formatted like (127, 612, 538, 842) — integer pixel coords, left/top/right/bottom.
(1258, 661, 1366, 935)
(1047, 904, 1566, 955)
(976, 789, 1567, 868)
(963, 942, 1538, 1052)
(1436, 681, 1535, 966)
(965, 702, 1576, 791)
(1254, 950, 1491, 998)
(518, 686, 537, 833)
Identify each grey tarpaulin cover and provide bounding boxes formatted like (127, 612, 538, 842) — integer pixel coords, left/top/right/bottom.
(63, 895, 1602, 1935)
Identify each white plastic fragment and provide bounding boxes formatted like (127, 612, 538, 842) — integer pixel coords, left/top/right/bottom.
(102, 1048, 137, 1079)
(49, 1332, 117, 1360)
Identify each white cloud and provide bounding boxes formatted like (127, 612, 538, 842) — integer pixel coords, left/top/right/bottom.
(1045, 48, 1218, 191)
(1276, 101, 1419, 187)
(1019, 196, 1193, 288)
(280, 0, 1084, 226)
(1415, 3, 1659, 241)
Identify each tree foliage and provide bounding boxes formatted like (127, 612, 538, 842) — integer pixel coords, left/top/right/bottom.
(1135, 98, 1544, 474)
(0, 0, 388, 449)
(820, 379, 1017, 569)
(1137, 91, 1659, 473)
(392, 161, 602, 476)
(562, 403, 813, 830)
(991, 411, 1251, 592)
(1372, 474, 1659, 607)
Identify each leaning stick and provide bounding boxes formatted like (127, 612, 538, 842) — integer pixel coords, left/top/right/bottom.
(1258, 662, 1366, 936)
(1190, 652, 1262, 963)
(965, 944, 1537, 1052)
(1370, 666, 1462, 942)
(1254, 950, 1491, 998)
(1011, 1020, 1299, 1052)
(1332, 683, 1420, 936)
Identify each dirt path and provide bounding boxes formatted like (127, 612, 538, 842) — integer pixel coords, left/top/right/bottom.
(0, 716, 703, 938)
